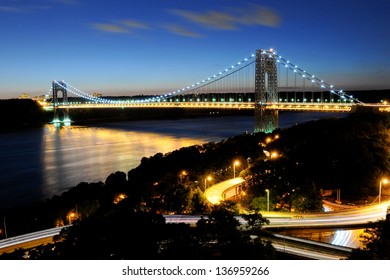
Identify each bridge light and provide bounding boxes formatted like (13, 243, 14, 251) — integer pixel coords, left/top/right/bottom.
(244, 58, 248, 61)
(302, 75, 305, 78)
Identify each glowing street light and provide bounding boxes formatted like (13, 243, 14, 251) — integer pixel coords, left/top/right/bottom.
(265, 189, 270, 212)
(204, 176, 212, 191)
(179, 170, 187, 183)
(67, 212, 76, 225)
(233, 160, 240, 178)
(379, 178, 388, 203)
(270, 151, 279, 159)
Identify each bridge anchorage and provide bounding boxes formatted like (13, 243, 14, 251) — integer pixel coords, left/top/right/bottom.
(52, 80, 71, 126)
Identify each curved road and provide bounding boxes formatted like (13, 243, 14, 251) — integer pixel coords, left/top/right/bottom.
(204, 177, 245, 204)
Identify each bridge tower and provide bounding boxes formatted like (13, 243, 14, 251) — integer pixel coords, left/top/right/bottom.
(52, 80, 70, 125)
(254, 49, 278, 133)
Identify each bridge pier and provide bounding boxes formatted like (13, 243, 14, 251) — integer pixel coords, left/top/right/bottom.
(254, 49, 278, 133)
(52, 80, 71, 126)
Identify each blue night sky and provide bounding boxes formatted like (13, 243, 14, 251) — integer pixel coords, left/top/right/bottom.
(0, 0, 389, 98)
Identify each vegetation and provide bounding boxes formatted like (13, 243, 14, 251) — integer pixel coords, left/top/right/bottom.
(0, 99, 50, 129)
(349, 217, 390, 259)
(1, 111, 390, 259)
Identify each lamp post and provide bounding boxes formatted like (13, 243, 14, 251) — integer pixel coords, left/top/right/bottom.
(379, 178, 388, 203)
(204, 176, 212, 192)
(265, 189, 270, 212)
(3, 217, 7, 239)
(233, 160, 240, 178)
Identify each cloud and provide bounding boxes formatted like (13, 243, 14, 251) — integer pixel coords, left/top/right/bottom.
(170, 5, 281, 31)
(164, 24, 202, 38)
(237, 6, 281, 28)
(92, 19, 149, 34)
(93, 23, 129, 33)
(0, 4, 50, 13)
(121, 19, 149, 30)
(0, 0, 71, 14)
(171, 10, 237, 30)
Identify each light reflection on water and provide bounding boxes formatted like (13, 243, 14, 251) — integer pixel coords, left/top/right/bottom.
(0, 113, 348, 208)
(41, 124, 213, 203)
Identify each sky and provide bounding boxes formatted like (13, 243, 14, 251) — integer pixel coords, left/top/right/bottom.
(0, 0, 389, 98)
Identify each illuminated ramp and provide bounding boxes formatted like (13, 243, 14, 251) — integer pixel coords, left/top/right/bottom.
(204, 177, 245, 205)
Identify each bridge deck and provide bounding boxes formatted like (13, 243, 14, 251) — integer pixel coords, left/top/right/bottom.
(43, 102, 359, 112)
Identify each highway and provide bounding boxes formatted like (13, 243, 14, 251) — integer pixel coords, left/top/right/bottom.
(0, 226, 67, 254)
(204, 177, 245, 204)
(1, 201, 388, 258)
(164, 199, 389, 229)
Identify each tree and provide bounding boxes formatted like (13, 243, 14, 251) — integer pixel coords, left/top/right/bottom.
(349, 218, 390, 259)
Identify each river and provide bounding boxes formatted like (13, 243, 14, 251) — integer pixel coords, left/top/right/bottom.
(0, 112, 347, 209)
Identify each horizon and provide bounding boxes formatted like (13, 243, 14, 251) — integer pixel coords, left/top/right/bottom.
(1, 0, 390, 98)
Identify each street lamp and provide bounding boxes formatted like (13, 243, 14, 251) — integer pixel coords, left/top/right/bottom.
(233, 160, 240, 178)
(379, 178, 388, 203)
(204, 176, 212, 192)
(179, 170, 187, 183)
(265, 189, 270, 212)
(68, 212, 76, 225)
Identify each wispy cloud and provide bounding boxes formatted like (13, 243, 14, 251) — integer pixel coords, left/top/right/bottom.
(0, 4, 50, 13)
(170, 5, 281, 32)
(171, 10, 237, 30)
(0, 0, 74, 14)
(164, 24, 202, 38)
(121, 19, 149, 30)
(92, 19, 150, 34)
(93, 23, 129, 34)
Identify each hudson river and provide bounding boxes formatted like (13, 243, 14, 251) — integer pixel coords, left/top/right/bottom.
(0, 112, 347, 209)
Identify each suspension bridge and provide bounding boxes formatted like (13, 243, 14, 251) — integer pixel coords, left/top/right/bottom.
(43, 48, 388, 132)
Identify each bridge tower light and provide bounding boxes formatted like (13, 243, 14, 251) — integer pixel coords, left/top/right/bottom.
(52, 80, 70, 127)
(254, 49, 278, 133)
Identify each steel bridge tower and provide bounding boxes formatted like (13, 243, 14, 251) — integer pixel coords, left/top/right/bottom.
(254, 49, 278, 133)
(52, 80, 70, 125)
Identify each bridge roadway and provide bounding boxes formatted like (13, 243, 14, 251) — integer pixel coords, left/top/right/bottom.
(43, 101, 390, 112)
(43, 101, 357, 112)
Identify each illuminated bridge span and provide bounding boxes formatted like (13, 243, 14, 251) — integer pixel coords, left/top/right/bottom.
(47, 48, 366, 132)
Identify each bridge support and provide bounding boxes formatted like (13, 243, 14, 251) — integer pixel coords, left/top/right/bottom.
(52, 80, 70, 126)
(254, 49, 278, 133)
